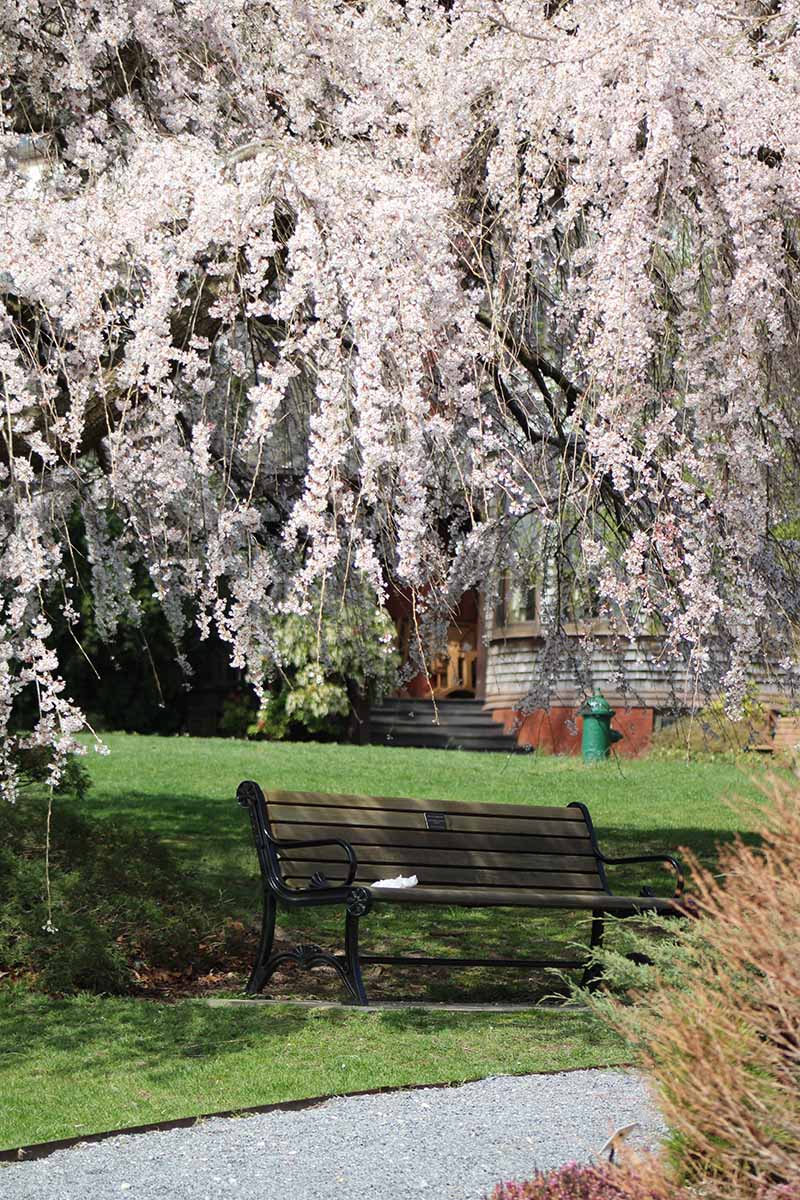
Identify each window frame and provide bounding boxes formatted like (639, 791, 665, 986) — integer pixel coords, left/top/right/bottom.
(491, 571, 619, 640)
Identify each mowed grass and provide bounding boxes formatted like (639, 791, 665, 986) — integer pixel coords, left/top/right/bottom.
(0, 735, 769, 1149)
(62, 734, 762, 998)
(75, 735, 768, 1003)
(80, 733, 765, 893)
(0, 992, 627, 1150)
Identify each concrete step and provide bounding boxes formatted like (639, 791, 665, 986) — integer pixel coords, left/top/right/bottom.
(369, 697, 520, 753)
(752, 716, 800, 753)
(373, 732, 521, 752)
(373, 725, 514, 743)
(773, 717, 800, 751)
(376, 698, 484, 715)
(369, 711, 506, 730)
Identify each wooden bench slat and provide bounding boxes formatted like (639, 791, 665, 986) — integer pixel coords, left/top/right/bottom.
(280, 845, 599, 873)
(281, 862, 605, 890)
(268, 790, 587, 820)
(339, 886, 681, 911)
(271, 823, 594, 854)
(268, 804, 587, 838)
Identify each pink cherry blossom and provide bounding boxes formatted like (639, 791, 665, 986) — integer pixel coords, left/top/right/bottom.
(1, 0, 799, 789)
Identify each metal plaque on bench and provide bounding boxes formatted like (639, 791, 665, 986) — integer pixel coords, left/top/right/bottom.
(425, 811, 448, 831)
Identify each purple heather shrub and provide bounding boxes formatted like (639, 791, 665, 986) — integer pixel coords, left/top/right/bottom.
(489, 1160, 681, 1200)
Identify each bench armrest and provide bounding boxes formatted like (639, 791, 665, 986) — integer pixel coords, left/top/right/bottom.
(271, 835, 358, 887)
(267, 874, 372, 918)
(597, 852, 685, 899)
(237, 781, 363, 901)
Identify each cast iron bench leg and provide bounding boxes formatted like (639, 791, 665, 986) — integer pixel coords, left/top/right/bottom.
(247, 891, 368, 1005)
(246, 890, 278, 995)
(344, 910, 369, 1006)
(580, 910, 605, 993)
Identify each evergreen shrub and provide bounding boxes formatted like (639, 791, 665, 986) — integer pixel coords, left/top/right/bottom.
(250, 597, 399, 739)
(649, 696, 771, 760)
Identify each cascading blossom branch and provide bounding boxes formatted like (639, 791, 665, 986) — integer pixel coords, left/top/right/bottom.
(1, 0, 800, 790)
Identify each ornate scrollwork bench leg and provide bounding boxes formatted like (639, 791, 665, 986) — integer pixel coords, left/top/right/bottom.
(343, 888, 371, 1004)
(238, 779, 373, 1005)
(246, 886, 372, 1006)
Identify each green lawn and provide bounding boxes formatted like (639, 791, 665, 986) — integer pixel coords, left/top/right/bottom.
(0, 992, 627, 1150)
(1, 736, 770, 1150)
(81, 732, 764, 893)
(75, 735, 767, 1004)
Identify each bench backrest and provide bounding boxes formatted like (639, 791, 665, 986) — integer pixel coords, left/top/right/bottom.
(264, 789, 608, 896)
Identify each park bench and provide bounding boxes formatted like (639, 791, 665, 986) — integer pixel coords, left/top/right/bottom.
(237, 780, 686, 1004)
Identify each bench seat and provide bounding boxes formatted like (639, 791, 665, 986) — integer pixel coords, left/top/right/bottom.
(340, 885, 682, 911)
(238, 780, 686, 1004)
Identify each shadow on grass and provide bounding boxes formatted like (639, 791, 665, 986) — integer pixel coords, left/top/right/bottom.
(0, 993, 310, 1069)
(37, 790, 762, 1005)
(82, 790, 257, 907)
(591, 825, 762, 887)
(0, 990, 603, 1091)
(250, 825, 761, 1004)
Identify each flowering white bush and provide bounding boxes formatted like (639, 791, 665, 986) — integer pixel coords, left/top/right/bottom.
(252, 599, 399, 736)
(2, 0, 799, 792)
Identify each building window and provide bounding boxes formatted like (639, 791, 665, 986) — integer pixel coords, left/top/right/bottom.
(495, 573, 538, 628)
(494, 514, 540, 629)
(493, 517, 608, 636)
(560, 566, 601, 626)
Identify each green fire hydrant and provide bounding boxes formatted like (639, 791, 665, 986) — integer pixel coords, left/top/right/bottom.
(579, 692, 623, 763)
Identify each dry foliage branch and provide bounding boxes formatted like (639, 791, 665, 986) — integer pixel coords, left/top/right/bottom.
(592, 774, 800, 1200)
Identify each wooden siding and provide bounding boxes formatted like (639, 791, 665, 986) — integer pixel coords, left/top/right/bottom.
(483, 609, 798, 711)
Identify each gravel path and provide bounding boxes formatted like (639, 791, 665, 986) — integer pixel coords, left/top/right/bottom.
(1, 1069, 665, 1200)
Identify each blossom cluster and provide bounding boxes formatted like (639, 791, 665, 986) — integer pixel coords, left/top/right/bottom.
(2, 0, 799, 784)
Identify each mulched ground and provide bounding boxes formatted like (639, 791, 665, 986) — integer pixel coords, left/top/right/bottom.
(124, 924, 567, 1006)
(6, 916, 576, 1005)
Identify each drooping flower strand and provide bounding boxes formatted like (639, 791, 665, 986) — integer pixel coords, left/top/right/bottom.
(1, 0, 799, 782)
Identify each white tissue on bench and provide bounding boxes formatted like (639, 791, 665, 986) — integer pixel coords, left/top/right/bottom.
(371, 874, 418, 889)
